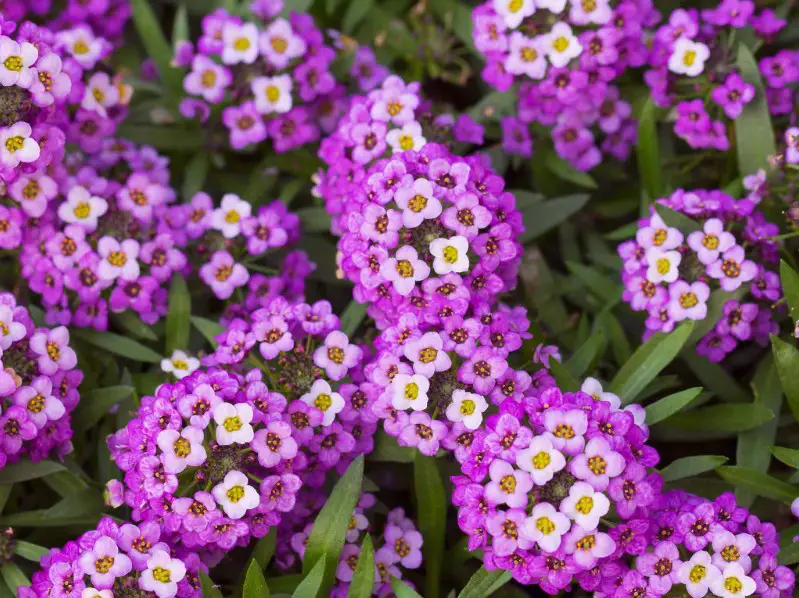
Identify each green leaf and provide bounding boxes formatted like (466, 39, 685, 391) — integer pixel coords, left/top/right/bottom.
(342, 0, 375, 32)
(459, 567, 512, 598)
(771, 335, 799, 423)
(0, 460, 65, 484)
(200, 572, 223, 598)
(172, 3, 189, 47)
(390, 578, 424, 598)
(73, 329, 162, 363)
(166, 275, 191, 354)
(661, 455, 729, 482)
(779, 540, 799, 565)
(282, 0, 315, 16)
(73, 386, 135, 433)
(414, 452, 446, 598)
(520, 194, 590, 243)
(427, 0, 476, 50)
(251, 528, 277, 569)
(192, 316, 224, 348)
(663, 403, 774, 433)
(340, 301, 368, 337)
(182, 153, 209, 201)
(545, 152, 597, 189)
(371, 431, 415, 463)
(293, 559, 325, 598)
(113, 311, 159, 341)
(734, 43, 776, 176)
(243, 560, 270, 598)
(117, 124, 204, 151)
(347, 534, 375, 598)
(565, 262, 621, 304)
(771, 446, 799, 469)
(548, 358, 580, 392)
(610, 321, 694, 404)
(0, 563, 29, 591)
(303, 456, 364, 593)
(297, 207, 332, 233)
(644, 387, 702, 425)
(716, 466, 798, 503)
(780, 261, 799, 321)
(636, 98, 662, 201)
(130, 0, 184, 93)
(682, 349, 750, 403)
(14, 540, 49, 562)
(654, 203, 702, 234)
(566, 329, 606, 378)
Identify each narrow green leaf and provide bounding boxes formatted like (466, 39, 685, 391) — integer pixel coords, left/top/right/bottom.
(298, 207, 332, 233)
(544, 152, 598, 189)
(771, 335, 799, 423)
(565, 262, 621, 304)
(734, 44, 776, 176)
(0, 460, 65, 484)
(427, 0, 476, 50)
(566, 329, 606, 378)
(1, 563, 29, 591)
(117, 124, 204, 151)
(172, 4, 190, 47)
(282, 0, 315, 16)
(682, 350, 750, 403)
(716, 466, 798, 503)
(779, 541, 799, 565)
(779, 261, 799, 321)
(771, 446, 799, 469)
(73, 329, 162, 363)
(644, 387, 702, 425)
(391, 578, 423, 598)
(371, 431, 415, 463)
(0, 511, 101, 528)
(14, 540, 49, 562)
(610, 321, 694, 404)
(252, 528, 277, 569)
(343, 0, 375, 32)
(599, 311, 631, 365)
(130, 0, 184, 93)
(200, 572, 223, 598)
(636, 98, 662, 200)
(459, 567, 512, 598)
(340, 301, 368, 338)
(292, 559, 325, 598)
(113, 311, 159, 341)
(661, 455, 729, 482)
(663, 403, 773, 433)
(43, 470, 89, 498)
(73, 386, 135, 433)
(347, 534, 375, 598)
(192, 316, 224, 348)
(243, 560, 270, 598)
(303, 456, 364, 593)
(548, 358, 580, 392)
(182, 153, 209, 201)
(414, 452, 446, 598)
(520, 194, 590, 243)
(654, 203, 702, 234)
(166, 275, 191, 354)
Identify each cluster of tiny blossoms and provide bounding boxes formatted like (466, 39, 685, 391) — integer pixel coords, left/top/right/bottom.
(285, 493, 424, 596)
(452, 378, 655, 591)
(645, 1, 791, 150)
(472, 0, 659, 168)
(618, 187, 782, 362)
(175, 3, 385, 154)
(20, 517, 201, 598)
(0, 292, 81, 468)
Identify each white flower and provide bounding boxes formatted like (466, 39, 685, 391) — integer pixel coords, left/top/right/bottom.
(300, 379, 345, 426)
(668, 38, 710, 77)
(516, 436, 566, 485)
(161, 350, 200, 380)
(711, 563, 756, 598)
(677, 552, 721, 598)
(251, 74, 293, 115)
(559, 481, 610, 530)
(429, 236, 470, 274)
(521, 503, 571, 553)
(0, 304, 26, 352)
(157, 426, 206, 474)
(645, 247, 681, 284)
(537, 0, 567, 12)
(259, 18, 306, 69)
(140, 549, 187, 598)
(386, 121, 426, 153)
(505, 32, 548, 80)
(97, 237, 140, 282)
(58, 185, 108, 231)
(445, 389, 488, 430)
(81, 590, 113, 598)
(546, 22, 582, 68)
(212, 470, 260, 519)
(0, 36, 37, 87)
(569, 0, 613, 25)
(213, 402, 254, 445)
(221, 22, 259, 64)
(493, 0, 536, 28)
(391, 373, 430, 411)
(580, 377, 621, 410)
(211, 193, 251, 239)
(0, 122, 40, 168)
(81, 72, 120, 118)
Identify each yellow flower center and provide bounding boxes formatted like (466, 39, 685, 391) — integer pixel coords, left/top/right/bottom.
(152, 567, 172, 583)
(404, 382, 419, 401)
(442, 246, 459, 264)
(460, 399, 476, 415)
(173, 437, 191, 457)
(532, 451, 551, 469)
(73, 202, 91, 219)
(724, 577, 743, 593)
(270, 36, 288, 53)
(536, 517, 555, 535)
(223, 416, 242, 432)
(656, 257, 671, 275)
(314, 393, 332, 411)
(73, 40, 89, 55)
(108, 251, 127, 267)
(552, 36, 570, 53)
(396, 260, 414, 278)
(224, 210, 240, 224)
(689, 565, 706, 583)
(234, 37, 251, 51)
(3, 56, 22, 71)
(226, 485, 245, 503)
(576, 496, 594, 514)
(683, 50, 697, 66)
(201, 70, 217, 88)
(499, 474, 517, 494)
(5, 136, 24, 153)
(266, 85, 280, 102)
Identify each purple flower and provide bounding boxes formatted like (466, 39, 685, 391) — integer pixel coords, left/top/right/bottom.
(77, 536, 132, 589)
(716, 301, 758, 341)
(707, 245, 757, 291)
(199, 251, 249, 300)
(711, 73, 755, 119)
(459, 347, 508, 394)
(686, 218, 736, 265)
(398, 412, 447, 456)
(570, 437, 625, 491)
(484, 459, 533, 509)
(313, 331, 362, 381)
(667, 280, 709, 322)
(29, 326, 77, 375)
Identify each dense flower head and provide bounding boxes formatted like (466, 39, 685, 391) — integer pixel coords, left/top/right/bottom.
(471, 0, 659, 168)
(451, 375, 658, 591)
(20, 517, 201, 598)
(618, 188, 782, 362)
(646, 1, 795, 150)
(176, 6, 386, 154)
(0, 292, 81, 468)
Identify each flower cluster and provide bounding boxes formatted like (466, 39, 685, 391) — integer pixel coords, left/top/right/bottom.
(20, 517, 202, 598)
(284, 493, 424, 596)
(618, 188, 782, 361)
(0, 292, 81, 468)
(645, 1, 792, 150)
(471, 0, 659, 168)
(452, 377, 656, 591)
(176, 6, 386, 153)
(591, 490, 796, 597)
